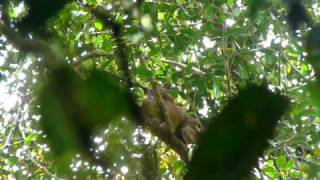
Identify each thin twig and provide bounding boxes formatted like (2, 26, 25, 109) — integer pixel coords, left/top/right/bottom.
(159, 59, 205, 75)
(72, 50, 113, 66)
(30, 158, 58, 178)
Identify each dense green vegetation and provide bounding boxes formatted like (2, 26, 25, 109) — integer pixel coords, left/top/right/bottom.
(0, 0, 320, 179)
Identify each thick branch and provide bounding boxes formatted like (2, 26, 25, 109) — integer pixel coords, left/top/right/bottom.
(143, 115, 189, 162)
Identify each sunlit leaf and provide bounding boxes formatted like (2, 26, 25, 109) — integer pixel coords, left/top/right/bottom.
(94, 21, 103, 31)
(276, 155, 286, 169)
(227, 0, 235, 8)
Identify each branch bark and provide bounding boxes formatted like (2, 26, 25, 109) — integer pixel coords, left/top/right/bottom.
(143, 116, 189, 162)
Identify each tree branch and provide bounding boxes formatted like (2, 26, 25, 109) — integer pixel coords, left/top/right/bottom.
(160, 59, 205, 75)
(90, 6, 190, 162)
(143, 114, 189, 162)
(72, 50, 113, 66)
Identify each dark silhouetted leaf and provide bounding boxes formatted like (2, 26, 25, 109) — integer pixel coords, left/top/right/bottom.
(38, 66, 82, 173)
(17, 0, 71, 34)
(136, 65, 153, 81)
(38, 65, 131, 173)
(306, 26, 320, 77)
(247, 0, 267, 17)
(75, 69, 132, 126)
(286, 0, 310, 32)
(308, 81, 320, 115)
(185, 85, 289, 180)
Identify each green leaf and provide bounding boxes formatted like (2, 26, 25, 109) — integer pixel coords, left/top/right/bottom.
(38, 65, 132, 174)
(308, 81, 320, 116)
(102, 39, 113, 51)
(247, 0, 267, 17)
(136, 65, 153, 80)
(276, 155, 286, 169)
(39, 67, 82, 173)
(227, 0, 235, 7)
(8, 156, 18, 165)
(158, 12, 165, 20)
(286, 160, 295, 170)
(263, 166, 275, 173)
(24, 134, 38, 145)
(301, 64, 309, 74)
(94, 21, 103, 31)
(75, 69, 132, 126)
(291, 171, 302, 178)
(203, 5, 214, 20)
(173, 161, 186, 170)
(306, 26, 320, 75)
(93, 36, 103, 48)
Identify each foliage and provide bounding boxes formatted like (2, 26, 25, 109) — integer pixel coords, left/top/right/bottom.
(0, 0, 320, 179)
(186, 85, 289, 179)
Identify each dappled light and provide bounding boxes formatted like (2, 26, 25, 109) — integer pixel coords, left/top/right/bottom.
(0, 0, 320, 179)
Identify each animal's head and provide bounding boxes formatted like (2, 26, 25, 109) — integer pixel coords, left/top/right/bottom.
(189, 118, 205, 133)
(182, 118, 205, 144)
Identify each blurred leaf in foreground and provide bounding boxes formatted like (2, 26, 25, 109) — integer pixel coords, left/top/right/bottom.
(186, 85, 289, 180)
(308, 80, 320, 117)
(306, 26, 320, 77)
(247, 0, 267, 17)
(38, 65, 131, 173)
(17, 0, 71, 34)
(286, 0, 310, 32)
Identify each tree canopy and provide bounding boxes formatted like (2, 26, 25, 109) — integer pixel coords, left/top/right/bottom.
(0, 0, 320, 179)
